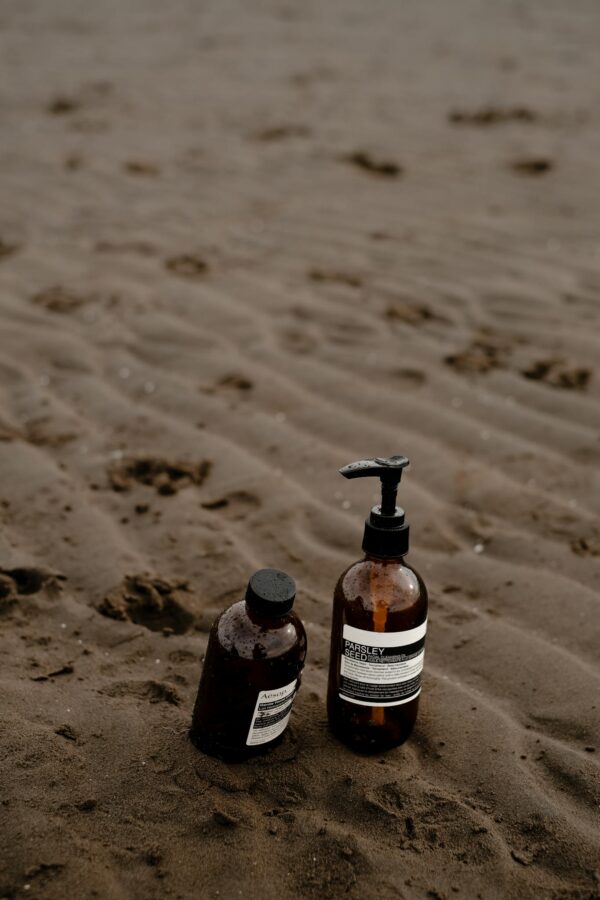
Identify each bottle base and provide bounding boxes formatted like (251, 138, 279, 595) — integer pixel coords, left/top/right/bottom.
(189, 728, 283, 762)
(328, 721, 413, 754)
(327, 698, 418, 754)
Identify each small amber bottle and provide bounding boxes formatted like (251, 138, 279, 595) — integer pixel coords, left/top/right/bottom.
(190, 569, 307, 761)
(327, 456, 428, 753)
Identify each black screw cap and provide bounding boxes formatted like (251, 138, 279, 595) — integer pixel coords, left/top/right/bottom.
(245, 568, 296, 617)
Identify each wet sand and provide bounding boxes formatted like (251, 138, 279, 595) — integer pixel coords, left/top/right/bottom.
(1, 1, 599, 897)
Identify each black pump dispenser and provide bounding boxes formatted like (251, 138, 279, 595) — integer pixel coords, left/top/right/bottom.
(340, 455, 410, 558)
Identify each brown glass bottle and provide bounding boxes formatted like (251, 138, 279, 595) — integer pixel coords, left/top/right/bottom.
(190, 569, 307, 761)
(327, 552, 427, 753)
(327, 456, 428, 753)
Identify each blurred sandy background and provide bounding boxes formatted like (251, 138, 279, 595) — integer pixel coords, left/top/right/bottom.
(1, 1, 599, 898)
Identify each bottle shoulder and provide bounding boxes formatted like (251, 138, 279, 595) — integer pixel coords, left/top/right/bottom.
(335, 555, 427, 617)
(215, 600, 306, 661)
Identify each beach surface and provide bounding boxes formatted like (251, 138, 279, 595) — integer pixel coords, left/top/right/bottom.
(1, 1, 599, 897)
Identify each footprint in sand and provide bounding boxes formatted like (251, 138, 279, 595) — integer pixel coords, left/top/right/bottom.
(55, 723, 78, 742)
(108, 457, 212, 495)
(46, 83, 114, 119)
(308, 269, 363, 288)
(570, 536, 600, 557)
(47, 96, 81, 115)
(98, 573, 195, 634)
(0, 238, 20, 260)
(363, 781, 495, 864)
(64, 153, 84, 171)
(123, 160, 161, 176)
(344, 151, 403, 178)
(0, 567, 65, 610)
(168, 648, 197, 665)
(165, 254, 209, 278)
(31, 286, 89, 314)
(100, 679, 181, 706)
(18, 862, 65, 892)
(385, 303, 447, 326)
(392, 367, 427, 386)
(278, 325, 319, 355)
(521, 357, 591, 391)
(24, 418, 79, 447)
(252, 125, 311, 142)
(0, 422, 77, 447)
(201, 490, 261, 521)
(94, 239, 157, 256)
(510, 157, 554, 175)
(201, 374, 254, 395)
(289, 831, 368, 897)
(448, 106, 538, 126)
(445, 338, 511, 374)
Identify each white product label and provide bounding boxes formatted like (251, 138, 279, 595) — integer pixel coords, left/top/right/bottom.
(246, 679, 298, 746)
(340, 620, 427, 707)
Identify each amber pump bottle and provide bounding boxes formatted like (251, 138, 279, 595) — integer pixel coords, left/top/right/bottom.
(190, 569, 307, 761)
(327, 456, 428, 753)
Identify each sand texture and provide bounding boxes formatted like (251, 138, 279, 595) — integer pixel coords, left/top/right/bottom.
(1, 0, 599, 897)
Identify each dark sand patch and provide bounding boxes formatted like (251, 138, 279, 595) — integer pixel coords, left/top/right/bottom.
(308, 269, 363, 288)
(445, 338, 510, 373)
(521, 358, 591, 390)
(98, 574, 195, 634)
(1, 2, 599, 899)
(385, 303, 445, 325)
(345, 151, 403, 178)
(0, 238, 20, 260)
(108, 457, 212, 494)
(202, 374, 254, 394)
(31, 286, 89, 313)
(449, 106, 537, 125)
(511, 158, 554, 175)
(124, 160, 161, 176)
(47, 96, 81, 115)
(165, 254, 209, 278)
(252, 125, 311, 141)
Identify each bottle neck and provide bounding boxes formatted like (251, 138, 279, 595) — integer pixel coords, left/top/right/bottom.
(362, 511, 409, 558)
(244, 600, 294, 626)
(363, 551, 406, 565)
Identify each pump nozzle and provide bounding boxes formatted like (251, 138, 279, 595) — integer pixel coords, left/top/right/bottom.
(340, 455, 411, 557)
(340, 455, 409, 515)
